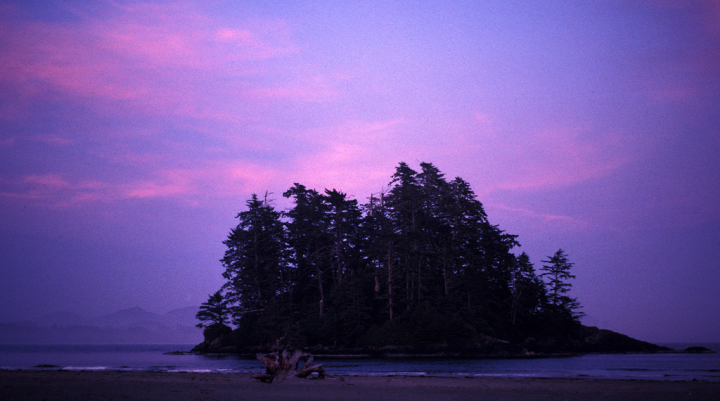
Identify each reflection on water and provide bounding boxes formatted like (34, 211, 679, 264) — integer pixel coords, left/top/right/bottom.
(1, 343, 718, 381)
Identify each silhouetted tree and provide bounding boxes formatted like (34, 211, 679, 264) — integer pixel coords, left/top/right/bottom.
(540, 249, 583, 323)
(221, 194, 289, 330)
(361, 187, 396, 320)
(510, 252, 547, 335)
(385, 162, 422, 313)
(283, 184, 331, 317)
(200, 163, 585, 350)
(196, 290, 231, 328)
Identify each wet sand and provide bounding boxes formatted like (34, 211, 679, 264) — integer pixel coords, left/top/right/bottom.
(1, 369, 719, 401)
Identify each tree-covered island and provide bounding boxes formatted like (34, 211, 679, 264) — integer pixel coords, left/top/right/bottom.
(194, 162, 669, 356)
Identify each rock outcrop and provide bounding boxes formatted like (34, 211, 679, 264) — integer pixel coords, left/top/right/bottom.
(191, 323, 234, 353)
(192, 323, 681, 357)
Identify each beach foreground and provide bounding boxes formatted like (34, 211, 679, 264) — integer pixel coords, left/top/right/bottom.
(1, 370, 719, 401)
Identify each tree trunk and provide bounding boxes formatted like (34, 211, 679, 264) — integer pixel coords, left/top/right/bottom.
(316, 263, 324, 317)
(387, 245, 393, 320)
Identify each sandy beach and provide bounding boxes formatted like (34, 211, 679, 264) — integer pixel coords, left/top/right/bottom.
(1, 370, 719, 401)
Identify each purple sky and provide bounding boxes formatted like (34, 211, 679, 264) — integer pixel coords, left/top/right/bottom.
(1, 1, 719, 343)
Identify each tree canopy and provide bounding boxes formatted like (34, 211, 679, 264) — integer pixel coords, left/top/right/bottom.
(197, 162, 583, 350)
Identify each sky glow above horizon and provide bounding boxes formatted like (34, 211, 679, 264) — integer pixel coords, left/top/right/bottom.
(1, 0, 719, 343)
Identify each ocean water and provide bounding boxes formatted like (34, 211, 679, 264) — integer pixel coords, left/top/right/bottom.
(1, 343, 718, 381)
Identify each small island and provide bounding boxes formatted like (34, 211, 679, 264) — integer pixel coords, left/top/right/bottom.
(192, 162, 675, 357)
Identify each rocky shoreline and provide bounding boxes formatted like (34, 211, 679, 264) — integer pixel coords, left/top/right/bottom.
(190, 324, 710, 358)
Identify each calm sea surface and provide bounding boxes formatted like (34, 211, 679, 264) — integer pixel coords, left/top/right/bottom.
(1, 343, 718, 381)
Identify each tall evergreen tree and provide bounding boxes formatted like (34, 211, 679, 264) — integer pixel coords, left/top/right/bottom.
(540, 249, 583, 323)
(196, 290, 231, 328)
(322, 189, 363, 287)
(385, 162, 422, 313)
(510, 252, 546, 332)
(362, 188, 396, 320)
(283, 184, 331, 317)
(221, 194, 289, 326)
(443, 176, 490, 307)
(416, 162, 450, 306)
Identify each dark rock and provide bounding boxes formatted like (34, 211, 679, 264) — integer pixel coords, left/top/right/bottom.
(191, 323, 232, 353)
(579, 326, 672, 353)
(191, 323, 673, 357)
(682, 346, 713, 353)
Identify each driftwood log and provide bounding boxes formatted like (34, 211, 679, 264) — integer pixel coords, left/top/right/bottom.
(252, 349, 327, 383)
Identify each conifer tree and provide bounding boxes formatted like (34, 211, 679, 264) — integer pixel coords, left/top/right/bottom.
(221, 194, 289, 325)
(196, 290, 231, 328)
(362, 188, 396, 320)
(385, 162, 421, 313)
(283, 184, 331, 317)
(510, 252, 546, 330)
(540, 249, 583, 323)
(322, 189, 363, 287)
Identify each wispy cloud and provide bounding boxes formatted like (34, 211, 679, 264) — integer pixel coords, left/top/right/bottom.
(287, 119, 410, 197)
(437, 113, 631, 196)
(0, 174, 110, 206)
(487, 203, 589, 232)
(0, 1, 337, 121)
(0, 158, 289, 209)
(496, 128, 628, 191)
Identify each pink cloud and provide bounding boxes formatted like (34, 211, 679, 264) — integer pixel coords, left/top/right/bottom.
(496, 128, 628, 191)
(486, 203, 589, 233)
(1, 158, 290, 209)
(1, 174, 110, 206)
(1, 108, 631, 224)
(0, 2, 338, 121)
(121, 168, 198, 200)
(243, 76, 338, 103)
(286, 119, 410, 198)
(96, 5, 293, 68)
(112, 161, 291, 207)
(24, 174, 71, 188)
(434, 114, 630, 196)
(224, 161, 284, 193)
(123, 183, 187, 199)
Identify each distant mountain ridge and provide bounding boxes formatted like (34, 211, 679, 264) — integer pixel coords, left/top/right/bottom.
(0, 307, 202, 344)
